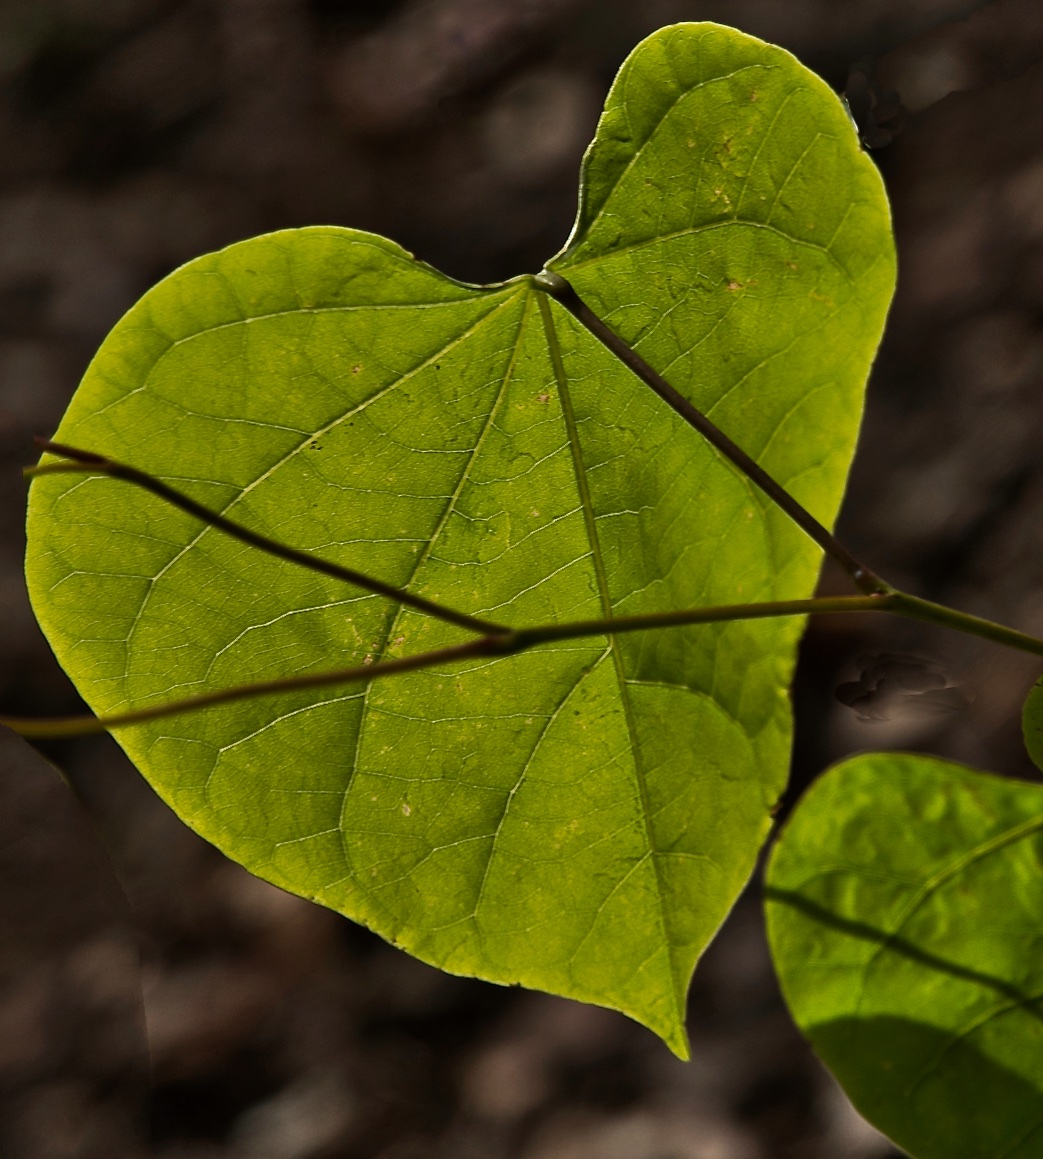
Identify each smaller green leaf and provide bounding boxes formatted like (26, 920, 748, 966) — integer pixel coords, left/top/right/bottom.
(766, 753, 1043, 1159)
(1022, 676, 1043, 773)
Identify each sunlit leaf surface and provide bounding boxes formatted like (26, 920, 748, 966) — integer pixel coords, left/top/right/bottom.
(26, 23, 893, 1054)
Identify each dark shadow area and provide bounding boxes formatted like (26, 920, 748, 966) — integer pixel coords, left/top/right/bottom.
(810, 1015, 1043, 1159)
(0, 729, 148, 1158)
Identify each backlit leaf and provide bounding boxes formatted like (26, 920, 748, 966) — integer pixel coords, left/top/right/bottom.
(25, 23, 894, 1054)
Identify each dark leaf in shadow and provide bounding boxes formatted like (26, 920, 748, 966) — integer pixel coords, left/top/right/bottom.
(810, 1016, 1043, 1159)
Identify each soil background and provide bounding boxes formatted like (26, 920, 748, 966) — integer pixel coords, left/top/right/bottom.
(1, 1, 1042, 1156)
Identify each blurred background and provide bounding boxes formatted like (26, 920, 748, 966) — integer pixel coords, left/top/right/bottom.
(0, 0, 1041, 1155)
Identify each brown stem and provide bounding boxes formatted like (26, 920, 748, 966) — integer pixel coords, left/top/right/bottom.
(1, 635, 511, 738)
(31, 440, 508, 637)
(7, 589, 1043, 740)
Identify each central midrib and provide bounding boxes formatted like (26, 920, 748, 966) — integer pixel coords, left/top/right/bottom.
(535, 287, 680, 1022)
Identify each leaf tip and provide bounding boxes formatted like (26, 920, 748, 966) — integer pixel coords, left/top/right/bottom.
(664, 1025, 692, 1061)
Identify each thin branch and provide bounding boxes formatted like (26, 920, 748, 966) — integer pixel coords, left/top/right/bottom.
(1, 595, 881, 738)
(509, 595, 891, 647)
(10, 590, 1043, 740)
(532, 271, 890, 597)
(890, 592, 1043, 659)
(0, 636, 501, 739)
(5, 590, 1041, 740)
(30, 440, 508, 638)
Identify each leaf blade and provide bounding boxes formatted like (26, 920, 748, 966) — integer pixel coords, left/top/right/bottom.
(26, 23, 895, 1055)
(766, 753, 1043, 1158)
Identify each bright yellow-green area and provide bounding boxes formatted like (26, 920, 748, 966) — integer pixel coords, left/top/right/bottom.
(26, 23, 894, 1055)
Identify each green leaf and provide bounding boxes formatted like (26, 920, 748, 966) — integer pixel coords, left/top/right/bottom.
(766, 754, 1043, 1157)
(1023, 676, 1043, 773)
(25, 22, 893, 1055)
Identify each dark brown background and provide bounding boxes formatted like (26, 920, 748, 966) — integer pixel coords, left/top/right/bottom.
(1, 1, 1042, 1155)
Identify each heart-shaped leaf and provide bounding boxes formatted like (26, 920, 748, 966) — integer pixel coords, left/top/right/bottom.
(25, 22, 893, 1054)
(766, 753, 1043, 1157)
